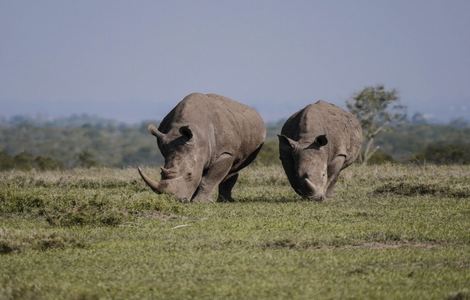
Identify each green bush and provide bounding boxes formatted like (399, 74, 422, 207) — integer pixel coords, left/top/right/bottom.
(13, 152, 35, 170)
(0, 151, 64, 171)
(368, 149, 395, 165)
(255, 139, 280, 166)
(76, 150, 98, 168)
(0, 151, 14, 170)
(34, 156, 64, 170)
(412, 143, 470, 164)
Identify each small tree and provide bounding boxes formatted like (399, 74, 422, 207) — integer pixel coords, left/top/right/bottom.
(0, 150, 14, 170)
(346, 85, 406, 164)
(13, 152, 35, 170)
(34, 156, 64, 170)
(76, 150, 98, 168)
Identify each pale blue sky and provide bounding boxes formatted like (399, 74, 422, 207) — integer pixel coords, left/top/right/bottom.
(1, 0, 469, 122)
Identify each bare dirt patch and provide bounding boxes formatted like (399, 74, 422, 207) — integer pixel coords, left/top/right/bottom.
(262, 239, 438, 250)
(354, 241, 437, 250)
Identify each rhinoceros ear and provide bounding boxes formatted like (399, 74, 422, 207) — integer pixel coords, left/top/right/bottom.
(148, 124, 165, 140)
(313, 134, 328, 147)
(179, 125, 193, 141)
(278, 135, 299, 150)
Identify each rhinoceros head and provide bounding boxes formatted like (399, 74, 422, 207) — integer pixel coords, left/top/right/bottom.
(278, 134, 329, 201)
(138, 124, 205, 202)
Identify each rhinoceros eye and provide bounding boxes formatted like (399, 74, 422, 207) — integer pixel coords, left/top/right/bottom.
(179, 126, 193, 140)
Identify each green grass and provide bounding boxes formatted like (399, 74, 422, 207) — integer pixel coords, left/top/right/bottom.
(1, 164, 469, 299)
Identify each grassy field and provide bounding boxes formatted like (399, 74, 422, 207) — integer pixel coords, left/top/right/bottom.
(1, 164, 469, 299)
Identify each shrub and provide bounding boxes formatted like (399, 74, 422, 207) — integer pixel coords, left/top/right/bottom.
(255, 139, 280, 166)
(13, 152, 35, 170)
(412, 143, 470, 164)
(368, 149, 395, 165)
(0, 150, 14, 170)
(0, 151, 64, 170)
(34, 156, 64, 170)
(76, 150, 98, 168)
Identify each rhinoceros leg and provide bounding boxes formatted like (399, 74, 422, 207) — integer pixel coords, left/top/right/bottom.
(218, 173, 239, 202)
(191, 154, 234, 203)
(326, 155, 346, 198)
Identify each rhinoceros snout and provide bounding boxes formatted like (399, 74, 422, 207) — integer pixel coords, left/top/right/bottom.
(308, 194, 325, 202)
(303, 178, 325, 201)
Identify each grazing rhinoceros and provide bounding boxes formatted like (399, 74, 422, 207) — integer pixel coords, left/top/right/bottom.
(278, 100, 362, 201)
(138, 93, 266, 202)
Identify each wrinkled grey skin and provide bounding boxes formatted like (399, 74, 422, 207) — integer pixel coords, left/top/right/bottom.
(278, 100, 362, 201)
(139, 93, 266, 202)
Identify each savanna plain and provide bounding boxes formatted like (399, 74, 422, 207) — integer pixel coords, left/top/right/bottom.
(1, 164, 469, 299)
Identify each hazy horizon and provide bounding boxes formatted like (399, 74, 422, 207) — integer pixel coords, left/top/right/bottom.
(1, 0, 469, 123)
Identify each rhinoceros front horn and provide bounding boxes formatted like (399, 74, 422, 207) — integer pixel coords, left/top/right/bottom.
(148, 124, 165, 140)
(138, 167, 162, 193)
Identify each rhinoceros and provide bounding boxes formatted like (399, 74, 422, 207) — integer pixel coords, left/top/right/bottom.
(138, 93, 266, 202)
(278, 100, 362, 201)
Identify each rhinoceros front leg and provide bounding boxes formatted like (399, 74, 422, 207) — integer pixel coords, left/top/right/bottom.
(218, 173, 239, 202)
(326, 155, 346, 198)
(191, 154, 234, 203)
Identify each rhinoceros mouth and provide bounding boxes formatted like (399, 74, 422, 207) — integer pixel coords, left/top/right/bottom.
(303, 178, 325, 201)
(306, 194, 325, 202)
(138, 167, 185, 195)
(160, 167, 182, 180)
(138, 167, 183, 192)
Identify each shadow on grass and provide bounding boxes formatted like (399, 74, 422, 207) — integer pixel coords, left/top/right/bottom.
(0, 231, 87, 255)
(234, 195, 307, 203)
(374, 181, 470, 198)
(447, 289, 470, 300)
(261, 236, 440, 251)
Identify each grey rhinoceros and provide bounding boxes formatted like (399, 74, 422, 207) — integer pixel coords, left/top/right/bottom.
(278, 100, 362, 201)
(138, 93, 266, 202)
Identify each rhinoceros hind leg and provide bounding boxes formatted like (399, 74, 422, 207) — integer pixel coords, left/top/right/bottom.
(218, 173, 239, 202)
(191, 154, 234, 203)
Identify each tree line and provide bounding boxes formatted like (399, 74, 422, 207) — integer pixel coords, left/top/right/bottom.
(1, 87, 469, 170)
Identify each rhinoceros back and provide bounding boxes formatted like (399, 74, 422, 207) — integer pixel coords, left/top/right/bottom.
(282, 100, 362, 166)
(159, 93, 266, 168)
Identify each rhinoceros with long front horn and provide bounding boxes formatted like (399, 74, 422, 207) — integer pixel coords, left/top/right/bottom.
(278, 100, 362, 201)
(139, 93, 266, 202)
